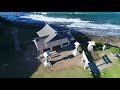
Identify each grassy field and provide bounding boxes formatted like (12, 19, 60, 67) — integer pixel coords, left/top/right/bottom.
(94, 44, 120, 78)
(100, 59, 120, 78)
(31, 67, 93, 78)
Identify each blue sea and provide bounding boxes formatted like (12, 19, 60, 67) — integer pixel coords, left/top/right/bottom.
(0, 12, 120, 36)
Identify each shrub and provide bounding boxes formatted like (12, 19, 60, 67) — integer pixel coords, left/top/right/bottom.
(94, 43, 103, 51)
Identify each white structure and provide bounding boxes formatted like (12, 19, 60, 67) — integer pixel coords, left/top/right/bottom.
(33, 23, 75, 54)
(43, 52, 51, 59)
(81, 51, 90, 69)
(72, 41, 81, 56)
(103, 45, 106, 50)
(43, 52, 52, 67)
(43, 60, 52, 67)
(87, 41, 95, 52)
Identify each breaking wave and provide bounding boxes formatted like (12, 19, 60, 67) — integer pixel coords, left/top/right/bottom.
(33, 12, 48, 15)
(0, 12, 120, 36)
(20, 14, 90, 23)
(67, 22, 120, 30)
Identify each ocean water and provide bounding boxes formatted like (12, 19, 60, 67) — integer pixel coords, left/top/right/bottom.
(0, 12, 120, 36)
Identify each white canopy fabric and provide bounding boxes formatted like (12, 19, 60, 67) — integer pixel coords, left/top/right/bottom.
(74, 41, 80, 46)
(88, 41, 95, 46)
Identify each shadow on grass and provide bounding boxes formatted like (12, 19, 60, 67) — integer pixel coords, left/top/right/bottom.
(94, 43, 113, 51)
(61, 54, 74, 60)
(52, 55, 61, 58)
(102, 54, 112, 64)
(50, 54, 74, 65)
(72, 31, 91, 47)
(97, 63, 106, 67)
(94, 57, 102, 61)
(71, 31, 101, 78)
(94, 43, 103, 51)
(88, 59, 101, 78)
(116, 54, 120, 59)
(87, 51, 100, 78)
(105, 44, 120, 49)
(50, 60, 62, 65)
(81, 45, 100, 78)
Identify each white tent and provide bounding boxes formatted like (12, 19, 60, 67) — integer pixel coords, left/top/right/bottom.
(81, 51, 90, 69)
(43, 51, 52, 67)
(87, 41, 95, 52)
(72, 41, 81, 56)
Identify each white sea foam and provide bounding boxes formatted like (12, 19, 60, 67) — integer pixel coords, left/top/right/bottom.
(41, 12, 47, 15)
(67, 22, 120, 30)
(20, 14, 90, 23)
(1, 12, 120, 30)
(1, 12, 120, 34)
(75, 12, 80, 14)
(0, 13, 90, 23)
(33, 12, 48, 15)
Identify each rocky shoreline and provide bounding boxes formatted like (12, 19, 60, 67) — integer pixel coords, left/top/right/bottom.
(50, 24, 120, 48)
(1, 16, 120, 48)
(86, 35, 120, 47)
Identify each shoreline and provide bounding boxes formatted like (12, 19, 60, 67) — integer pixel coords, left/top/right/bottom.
(1, 17, 120, 48)
(22, 22, 120, 48)
(86, 34, 120, 47)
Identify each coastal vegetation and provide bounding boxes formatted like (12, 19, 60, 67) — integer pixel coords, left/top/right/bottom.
(94, 42, 120, 78)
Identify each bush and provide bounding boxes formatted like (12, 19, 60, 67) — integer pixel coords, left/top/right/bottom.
(94, 43, 103, 51)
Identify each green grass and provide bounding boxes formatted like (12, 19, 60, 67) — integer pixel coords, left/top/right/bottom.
(94, 45, 120, 78)
(95, 44, 120, 54)
(109, 47, 120, 54)
(31, 67, 93, 78)
(100, 60, 120, 78)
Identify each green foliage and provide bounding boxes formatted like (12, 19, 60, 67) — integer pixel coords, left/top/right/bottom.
(101, 60, 120, 78)
(94, 43, 103, 51)
(110, 47, 120, 54)
(101, 68, 120, 78)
